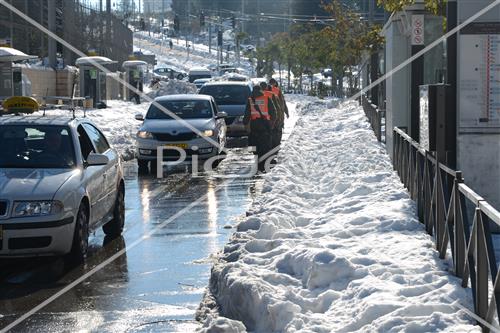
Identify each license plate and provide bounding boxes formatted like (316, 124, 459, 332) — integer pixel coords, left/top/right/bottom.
(164, 143, 188, 149)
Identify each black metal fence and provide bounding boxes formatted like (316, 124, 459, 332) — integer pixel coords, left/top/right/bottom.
(393, 127, 500, 332)
(361, 95, 385, 143)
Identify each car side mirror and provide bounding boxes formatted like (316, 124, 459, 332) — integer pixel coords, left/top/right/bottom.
(135, 113, 144, 121)
(216, 111, 228, 119)
(87, 153, 109, 166)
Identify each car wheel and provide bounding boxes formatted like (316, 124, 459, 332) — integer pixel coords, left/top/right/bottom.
(103, 186, 125, 237)
(138, 159, 149, 174)
(177, 74, 184, 80)
(67, 203, 89, 264)
(150, 159, 158, 175)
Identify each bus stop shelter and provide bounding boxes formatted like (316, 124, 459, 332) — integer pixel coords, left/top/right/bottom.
(76, 56, 117, 108)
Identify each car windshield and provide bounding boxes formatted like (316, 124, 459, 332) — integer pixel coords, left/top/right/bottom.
(146, 100, 213, 119)
(199, 85, 250, 105)
(0, 125, 76, 169)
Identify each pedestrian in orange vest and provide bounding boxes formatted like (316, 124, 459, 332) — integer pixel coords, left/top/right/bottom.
(243, 85, 277, 171)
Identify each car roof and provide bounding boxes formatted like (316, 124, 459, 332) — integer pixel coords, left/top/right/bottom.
(201, 81, 251, 87)
(154, 94, 213, 102)
(0, 114, 95, 127)
(0, 115, 76, 126)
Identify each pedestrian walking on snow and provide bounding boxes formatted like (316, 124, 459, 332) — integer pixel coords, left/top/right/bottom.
(244, 85, 277, 171)
(269, 78, 289, 147)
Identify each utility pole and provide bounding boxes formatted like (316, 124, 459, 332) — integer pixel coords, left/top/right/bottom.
(9, 0, 13, 48)
(241, 0, 245, 33)
(48, 0, 56, 68)
(106, 0, 111, 58)
(186, 0, 190, 48)
(368, 0, 375, 25)
(209, 22, 212, 55)
(446, 0, 457, 168)
(161, 0, 165, 27)
(257, 0, 261, 45)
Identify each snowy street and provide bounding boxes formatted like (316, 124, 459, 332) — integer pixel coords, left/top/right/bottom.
(3, 0, 500, 331)
(199, 100, 480, 332)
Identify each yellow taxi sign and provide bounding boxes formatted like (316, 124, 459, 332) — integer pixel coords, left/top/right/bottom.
(2, 96, 39, 114)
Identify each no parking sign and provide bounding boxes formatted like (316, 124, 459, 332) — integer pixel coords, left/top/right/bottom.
(412, 15, 425, 46)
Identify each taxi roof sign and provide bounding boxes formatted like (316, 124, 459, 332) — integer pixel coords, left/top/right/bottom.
(2, 96, 39, 114)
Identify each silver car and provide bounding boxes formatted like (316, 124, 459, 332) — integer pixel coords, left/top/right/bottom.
(135, 94, 227, 171)
(0, 116, 125, 262)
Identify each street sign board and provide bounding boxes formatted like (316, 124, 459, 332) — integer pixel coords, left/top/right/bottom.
(459, 22, 500, 130)
(412, 15, 425, 46)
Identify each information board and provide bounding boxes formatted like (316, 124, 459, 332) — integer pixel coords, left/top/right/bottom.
(0, 62, 12, 97)
(459, 22, 500, 129)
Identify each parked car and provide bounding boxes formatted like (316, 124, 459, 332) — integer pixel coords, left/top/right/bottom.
(321, 68, 333, 78)
(193, 78, 212, 90)
(135, 94, 227, 170)
(198, 81, 252, 137)
(219, 67, 240, 76)
(188, 67, 212, 83)
(153, 66, 187, 80)
(0, 116, 125, 261)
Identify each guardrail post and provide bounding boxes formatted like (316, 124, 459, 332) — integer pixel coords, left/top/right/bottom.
(393, 129, 398, 172)
(436, 167, 445, 251)
(377, 110, 382, 142)
(476, 208, 488, 326)
(454, 172, 465, 278)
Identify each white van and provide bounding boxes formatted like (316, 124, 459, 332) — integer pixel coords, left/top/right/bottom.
(188, 67, 212, 83)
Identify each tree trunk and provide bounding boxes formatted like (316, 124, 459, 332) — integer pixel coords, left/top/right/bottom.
(330, 68, 335, 97)
(287, 60, 291, 92)
(279, 62, 282, 87)
(310, 74, 314, 95)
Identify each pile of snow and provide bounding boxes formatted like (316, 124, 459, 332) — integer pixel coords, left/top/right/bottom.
(198, 99, 479, 332)
(33, 100, 146, 161)
(147, 80, 198, 99)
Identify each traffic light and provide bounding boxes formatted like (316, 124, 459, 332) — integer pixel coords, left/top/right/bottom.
(174, 14, 180, 32)
(200, 12, 205, 27)
(231, 16, 236, 29)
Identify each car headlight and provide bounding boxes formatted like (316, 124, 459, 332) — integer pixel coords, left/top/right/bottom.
(200, 129, 214, 137)
(13, 201, 64, 217)
(137, 131, 154, 139)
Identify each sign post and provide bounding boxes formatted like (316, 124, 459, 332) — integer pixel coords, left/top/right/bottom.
(411, 14, 425, 141)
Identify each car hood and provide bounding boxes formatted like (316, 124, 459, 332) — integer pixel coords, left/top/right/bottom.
(0, 168, 78, 200)
(216, 104, 246, 117)
(141, 118, 215, 133)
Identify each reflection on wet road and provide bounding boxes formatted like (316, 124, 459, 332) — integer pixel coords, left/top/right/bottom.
(0, 103, 297, 333)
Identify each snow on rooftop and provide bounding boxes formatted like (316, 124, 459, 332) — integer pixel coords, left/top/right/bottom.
(199, 97, 479, 332)
(0, 47, 37, 62)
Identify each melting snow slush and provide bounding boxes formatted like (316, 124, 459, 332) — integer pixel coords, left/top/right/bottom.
(198, 98, 480, 333)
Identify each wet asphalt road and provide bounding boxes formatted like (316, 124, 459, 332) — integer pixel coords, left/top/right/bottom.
(0, 106, 297, 333)
(0, 145, 262, 332)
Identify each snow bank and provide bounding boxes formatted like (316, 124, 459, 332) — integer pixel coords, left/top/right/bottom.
(33, 100, 146, 161)
(147, 80, 198, 98)
(199, 98, 479, 332)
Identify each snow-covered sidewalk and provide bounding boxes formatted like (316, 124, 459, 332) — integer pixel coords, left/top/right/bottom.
(199, 98, 479, 332)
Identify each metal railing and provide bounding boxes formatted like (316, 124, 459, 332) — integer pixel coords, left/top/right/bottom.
(393, 127, 500, 332)
(361, 95, 385, 143)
